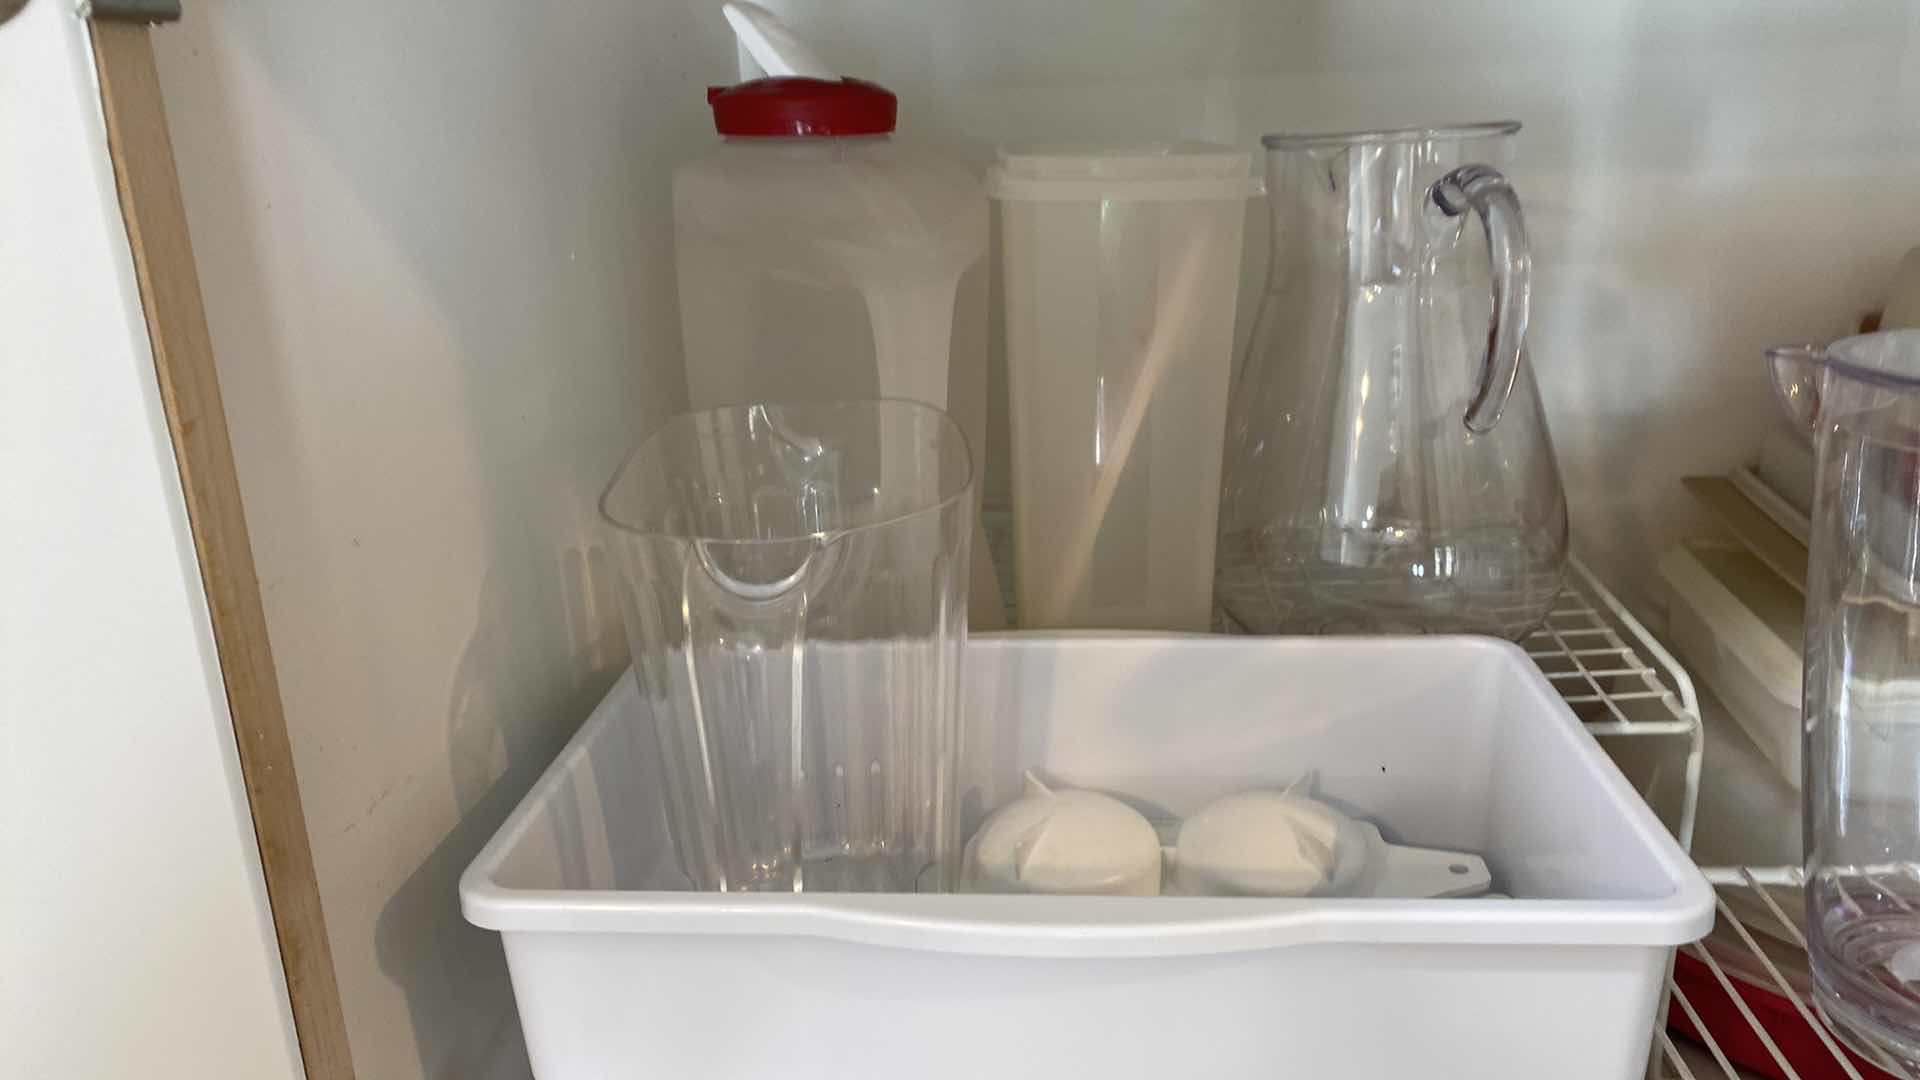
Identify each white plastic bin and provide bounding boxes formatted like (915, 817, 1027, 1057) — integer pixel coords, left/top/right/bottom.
(991, 145, 1258, 631)
(463, 635, 1711, 1079)
(1658, 540, 1804, 788)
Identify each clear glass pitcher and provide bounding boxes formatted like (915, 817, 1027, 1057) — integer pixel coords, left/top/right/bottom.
(1772, 330, 1920, 1067)
(600, 400, 972, 893)
(1215, 122, 1568, 639)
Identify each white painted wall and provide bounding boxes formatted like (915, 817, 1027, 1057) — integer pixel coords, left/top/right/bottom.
(149, 1, 1920, 1077)
(150, 3, 730, 1076)
(0, 3, 304, 1078)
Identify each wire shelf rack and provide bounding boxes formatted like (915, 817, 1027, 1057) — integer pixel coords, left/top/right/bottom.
(1662, 867, 1915, 1080)
(1533, 556, 1702, 850)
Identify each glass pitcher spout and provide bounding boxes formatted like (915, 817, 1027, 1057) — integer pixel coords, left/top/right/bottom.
(1766, 343, 1825, 438)
(1767, 331, 1920, 436)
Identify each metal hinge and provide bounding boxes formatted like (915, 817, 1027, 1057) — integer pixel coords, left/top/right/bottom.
(82, 0, 181, 23)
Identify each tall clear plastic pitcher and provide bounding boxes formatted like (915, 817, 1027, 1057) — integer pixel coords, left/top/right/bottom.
(1773, 330, 1920, 1067)
(1216, 123, 1567, 640)
(600, 400, 972, 893)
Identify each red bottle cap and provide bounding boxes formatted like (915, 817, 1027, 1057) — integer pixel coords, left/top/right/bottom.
(706, 77, 897, 137)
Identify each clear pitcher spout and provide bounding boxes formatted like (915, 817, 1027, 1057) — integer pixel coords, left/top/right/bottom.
(1765, 343, 1826, 436)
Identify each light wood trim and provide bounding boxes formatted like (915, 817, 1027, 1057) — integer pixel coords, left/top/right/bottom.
(89, 21, 355, 1079)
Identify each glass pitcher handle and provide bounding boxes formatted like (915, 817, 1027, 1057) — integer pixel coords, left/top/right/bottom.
(1431, 164, 1532, 434)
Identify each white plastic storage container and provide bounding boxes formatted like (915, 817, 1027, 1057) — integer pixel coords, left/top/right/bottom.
(674, 79, 987, 426)
(991, 145, 1258, 631)
(674, 72, 1003, 626)
(463, 636, 1710, 1079)
(1658, 540, 1804, 788)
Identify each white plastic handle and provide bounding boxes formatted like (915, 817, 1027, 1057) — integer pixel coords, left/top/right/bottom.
(722, 2, 836, 79)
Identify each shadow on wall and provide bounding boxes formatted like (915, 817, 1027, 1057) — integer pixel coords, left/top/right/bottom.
(149, 2, 723, 1076)
(375, 549, 627, 1080)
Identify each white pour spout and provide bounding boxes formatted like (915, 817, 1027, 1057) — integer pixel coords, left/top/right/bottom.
(723, 3, 836, 79)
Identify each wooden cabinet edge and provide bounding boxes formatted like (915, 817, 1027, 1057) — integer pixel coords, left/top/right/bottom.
(88, 20, 356, 1080)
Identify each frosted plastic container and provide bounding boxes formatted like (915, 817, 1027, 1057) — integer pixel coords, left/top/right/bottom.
(674, 134, 987, 427)
(991, 145, 1258, 631)
(463, 635, 1711, 1079)
(674, 75, 1001, 625)
(1658, 540, 1804, 788)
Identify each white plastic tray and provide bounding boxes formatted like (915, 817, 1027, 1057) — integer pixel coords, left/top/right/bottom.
(463, 635, 1712, 1079)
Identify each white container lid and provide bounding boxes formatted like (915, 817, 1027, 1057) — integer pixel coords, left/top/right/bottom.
(988, 142, 1262, 203)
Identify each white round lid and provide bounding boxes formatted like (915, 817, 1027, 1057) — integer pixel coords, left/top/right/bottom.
(1172, 789, 1361, 897)
(961, 773, 1162, 896)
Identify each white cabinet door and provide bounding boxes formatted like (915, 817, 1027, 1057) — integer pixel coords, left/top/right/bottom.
(0, 3, 306, 1077)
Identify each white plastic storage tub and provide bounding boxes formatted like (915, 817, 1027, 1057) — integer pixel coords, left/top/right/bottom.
(1658, 539, 1804, 788)
(462, 636, 1711, 1079)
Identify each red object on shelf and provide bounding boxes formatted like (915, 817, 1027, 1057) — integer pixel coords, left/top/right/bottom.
(704, 77, 897, 137)
(1669, 950, 1901, 1080)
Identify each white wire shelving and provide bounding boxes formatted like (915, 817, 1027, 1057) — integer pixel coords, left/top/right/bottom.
(1533, 556, 1702, 851)
(1661, 867, 1913, 1080)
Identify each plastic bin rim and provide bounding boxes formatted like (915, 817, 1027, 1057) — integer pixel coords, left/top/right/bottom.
(460, 634, 1715, 958)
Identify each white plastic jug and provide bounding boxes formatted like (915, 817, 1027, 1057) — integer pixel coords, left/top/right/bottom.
(673, 4, 997, 621)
